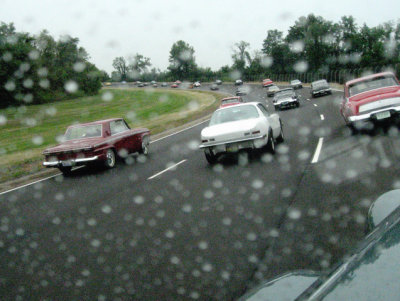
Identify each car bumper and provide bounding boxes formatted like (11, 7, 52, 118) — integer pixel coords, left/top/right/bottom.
(312, 89, 331, 96)
(348, 107, 400, 123)
(276, 101, 298, 109)
(43, 156, 99, 167)
(199, 135, 267, 154)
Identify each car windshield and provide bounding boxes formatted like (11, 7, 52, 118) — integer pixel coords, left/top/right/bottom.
(64, 124, 102, 140)
(313, 80, 329, 88)
(209, 105, 259, 125)
(2, 2, 400, 301)
(291, 80, 300, 84)
(348, 75, 399, 96)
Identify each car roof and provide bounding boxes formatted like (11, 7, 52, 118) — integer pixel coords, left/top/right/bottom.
(217, 102, 260, 110)
(312, 79, 328, 84)
(345, 71, 396, 86)
(68, 118, 122, 127)
(221, 96, 241, 101)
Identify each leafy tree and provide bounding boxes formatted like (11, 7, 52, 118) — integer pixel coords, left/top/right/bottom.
(128, 53, 151, 80)
(168, 40, 197, 80)
(231, 41, 251, 76)
(112, 56, 128, 81)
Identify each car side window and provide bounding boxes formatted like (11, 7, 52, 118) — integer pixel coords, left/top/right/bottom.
(110, 120, 129, 135)
(257, 104, 269, 117)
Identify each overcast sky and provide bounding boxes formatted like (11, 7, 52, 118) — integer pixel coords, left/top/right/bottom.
(1, 0, 400, 74)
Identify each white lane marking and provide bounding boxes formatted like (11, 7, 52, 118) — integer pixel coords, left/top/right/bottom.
(311, 138, 324, 164)
(151, 119, 210, 143)
(0, 166, 83, 196)
(320, 114, 325, 121)
(313, 104, 318, 107)
(148, 160, 187, 180)
(0, 174, 61, 196)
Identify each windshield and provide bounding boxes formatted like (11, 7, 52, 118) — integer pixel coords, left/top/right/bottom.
(209, 105, 259, 125)
(313, 80, 329, 88)
(1, 2, 400, 301)
(65, 124, 102, 140)
(348, 75, 399, 96)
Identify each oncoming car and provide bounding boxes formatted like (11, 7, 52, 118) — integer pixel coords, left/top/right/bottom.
(220, 96, 244, 108)
(42, 118, 150, 174)
(273, 88, 300, 110)
(199, 102, 284, 164)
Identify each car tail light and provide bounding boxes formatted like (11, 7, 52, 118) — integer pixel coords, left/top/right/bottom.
(252, 130, 261, 134)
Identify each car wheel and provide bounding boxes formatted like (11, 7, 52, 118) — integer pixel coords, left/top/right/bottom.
(267, 131, 275, 154)
(58, 166, 72, 175)
(139, 138, 149, 155)
(296, 102, 300, 108)
(205, 151, 217, 164)
(276, 122, 284, 143)
(104, 149, 116, 168)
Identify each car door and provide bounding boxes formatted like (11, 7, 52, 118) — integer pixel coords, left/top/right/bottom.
(257, 103, 280, 138)
(109, 119, 135, 155)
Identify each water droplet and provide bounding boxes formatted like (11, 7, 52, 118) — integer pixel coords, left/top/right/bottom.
(165, 230, 175, 238)
(102, 91, 114, 102)
(246, 232, 257, 241)
(133, 196, 145, 205)
(32, 136, 44, 145)
(288, 208, 302, 220)
(101, 205, 112, 214)
(73, 62, 86, 72)
(182, 204, 192, 213)
(170, 256, 180, 265)
(202, 263, 213, 272)
(87, 218, 97, 226)
(251, 179, 264, 189)
(64, 80, 78, 93)
(0, 115, 7, 126)
(198, 241, 208, 250)
(91, 239, 101, 248)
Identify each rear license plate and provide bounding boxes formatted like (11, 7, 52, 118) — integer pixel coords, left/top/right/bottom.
(62, 160, 72, 167)
(375, 111, 391, 120)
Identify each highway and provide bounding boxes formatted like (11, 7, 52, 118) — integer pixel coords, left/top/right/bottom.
(1, 83, 400, 300)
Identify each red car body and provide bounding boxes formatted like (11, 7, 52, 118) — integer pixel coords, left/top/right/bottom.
(171, 83, 179, 88)
(340, 72, 400, 128)
(219, 96, 244, 108)
(262, 78, 274, 88)
(43, 118, 150, 173)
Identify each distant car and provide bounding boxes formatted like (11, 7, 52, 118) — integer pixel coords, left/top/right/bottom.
(240, 189, 400, 301)
(215, 79, 222, 85)
(290, 79, 303, 89)
(310, 79, 332, 97)
(42, 118, 150, 174)
(210, 84, 219, 90)
(340, 72, 400, 131)
(220, 96, 244, 108)
(121, 81, 127, 84)
(199, 102, 284, 164)
(235, 79, 243, 86)
(273, 88, 300, 110)
(138, 83, 144, 87)
(104, 82, 112, 86)
(236, 85, 250, 96)
(161, 82, 168, 87)
(151, 80, 156, 85)
(152, 83, 158, 87)
(171, 83, 179, 88)
(267, 85, 280, 97)
(194, 81, 201, 87)
(262, 78, 274, 88)
(143, 82, 149, 86)
(174, 80, 182, 85)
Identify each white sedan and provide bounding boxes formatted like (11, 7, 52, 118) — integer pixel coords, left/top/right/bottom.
(199, 102, 284, 164)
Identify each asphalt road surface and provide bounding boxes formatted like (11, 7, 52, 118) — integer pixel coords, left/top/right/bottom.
(1, 83, 400, 300)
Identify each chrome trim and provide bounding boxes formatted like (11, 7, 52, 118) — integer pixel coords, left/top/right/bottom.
(199, 134, 265, 149)
(348, 106, 400, 122)
(359, 97, 400, 113)
(43, 156, 99, 166)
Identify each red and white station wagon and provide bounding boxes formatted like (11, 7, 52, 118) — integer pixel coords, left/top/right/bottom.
(340, 72, 400, 130)
(43, 118, 150, 174)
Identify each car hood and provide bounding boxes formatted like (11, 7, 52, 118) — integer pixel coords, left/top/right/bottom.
(349, 86, 400, 105)
(43, 137, 105, 154)
(202, 119, 259, 140)
(275, 96, 295, 104)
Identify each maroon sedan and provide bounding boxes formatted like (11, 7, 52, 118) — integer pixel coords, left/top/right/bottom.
(340, 72, 400, 131)
(219, 96, 244, 108)
(43, 118, 150, 174)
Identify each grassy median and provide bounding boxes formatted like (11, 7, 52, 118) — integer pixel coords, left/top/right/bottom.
(0, 88, 228, 184)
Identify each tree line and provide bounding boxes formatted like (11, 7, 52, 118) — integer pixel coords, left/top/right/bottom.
(0, 22, 105, 108)
(112, 14, 400, 83)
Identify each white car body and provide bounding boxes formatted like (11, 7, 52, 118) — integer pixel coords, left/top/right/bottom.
(199, 102, 283, 163)
(235, 79, 243, 85)
(194, 81, 201, 87)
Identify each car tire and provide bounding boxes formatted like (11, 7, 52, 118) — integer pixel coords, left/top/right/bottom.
(104, 149, 116, 168)
(139, 137, 149, 155)
(267, 131, 275, 154)
(58, 166, 72, 175)
(205, 151, 217, 164)
(296, 102, 300, 108)
(276, 122, 284, 143)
